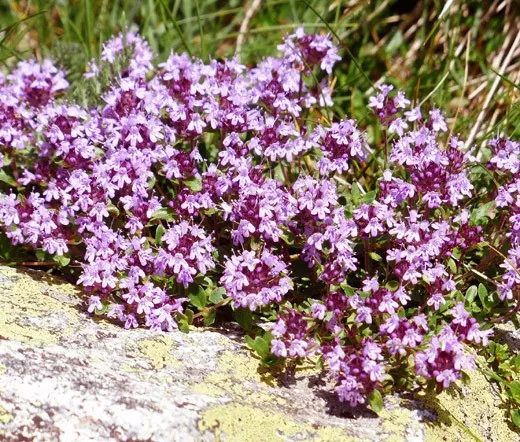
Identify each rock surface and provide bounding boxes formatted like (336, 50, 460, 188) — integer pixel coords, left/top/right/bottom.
(0, 265, 516, 441)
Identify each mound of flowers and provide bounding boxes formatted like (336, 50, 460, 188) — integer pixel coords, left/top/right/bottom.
(0, 29, 518, 410)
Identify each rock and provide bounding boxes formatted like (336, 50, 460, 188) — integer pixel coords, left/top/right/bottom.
(494, 321, 520, 352)
(0, 266, 516, 441)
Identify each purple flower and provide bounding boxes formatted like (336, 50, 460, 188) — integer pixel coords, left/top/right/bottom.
(221, 249, 292, 310)
(0, 28, 510, 413)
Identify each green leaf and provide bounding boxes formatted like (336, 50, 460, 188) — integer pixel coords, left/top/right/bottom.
(53, 255, 70, 267)
(273, 163, 286, 182)
(511, 409, 520, 428)
(509, 381, 520, 403)
(470, 201, 496, 226)
(359, 290, 371, 299)
(148, 175, 156, 190)
(340, 281, 356, 296)
(484, 369, 503, 383)
(369, 251, 382, 262)
(477, 283, 488, 302)
(155, 224, 166, 244)
(351, 182, 360, 204)
(476, 283, 495, 311)
(150, 207, 175, 221)
(363, 190, 377, 204)
(202, 308, 216, 326)
(280, 231, 295, 245)
(35, 249, 47, 262)
(188, 286, 208, 309)
(368, 390, 384, 414)
(0, 169, 17, 187)
(452, 247, 462, 259)
(178, 316, 190, 333)
(184, 177, 202, 192)
(176, 309, 192, 333)
(233, 308, 253, 332)
(106, 203, 120, 216)
(208, 286, 226, 304)
(203, 207, 219, 216)
(245, 335, 270, 359)
(447, 258, 457, 274)
(465, 285, 477, 303)
(185, 308, 194, 324)
(385, 280, 400, 291)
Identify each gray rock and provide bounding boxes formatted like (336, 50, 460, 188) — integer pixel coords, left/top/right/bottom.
(0, 266, 515, 441)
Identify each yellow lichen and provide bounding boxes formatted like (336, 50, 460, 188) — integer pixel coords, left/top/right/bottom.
(137, 336, 179, 369)
(0, 364, 7, 376)
(314, 426, 358, 442)
(194, 351, 361, 441)
(0, 268, 81, 346)
(420, 362, 516, 442)
(0, 406, 11, 425)
(217, 351, 264, 380)
(294, 362, 323, 377)
(200, 404, 339, 442)
(191, 350, 284, 405)
(121, 362, 140, 373)
(379, 399, 419, 442)
(0, 322, 58, 345)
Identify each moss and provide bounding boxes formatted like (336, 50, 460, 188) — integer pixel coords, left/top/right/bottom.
(0, 267, 81, 346)
(137, 336, 179, 370)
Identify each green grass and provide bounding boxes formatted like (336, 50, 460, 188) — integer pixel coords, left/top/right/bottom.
(1, 0, 518, 201)
(0, 0, 518, 145)
(0, 0, 519, 195)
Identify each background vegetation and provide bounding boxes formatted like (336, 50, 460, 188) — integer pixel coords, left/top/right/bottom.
(0, 0, 519, 143)
(1, 0, 519, 192)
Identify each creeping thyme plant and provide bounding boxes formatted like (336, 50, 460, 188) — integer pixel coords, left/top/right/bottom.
(0, 30, 519, 415)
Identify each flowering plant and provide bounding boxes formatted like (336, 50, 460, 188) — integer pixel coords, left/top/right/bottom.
(0, 29, 518, 413)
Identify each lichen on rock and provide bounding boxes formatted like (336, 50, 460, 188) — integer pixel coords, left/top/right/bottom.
(0, 266, 516, 441)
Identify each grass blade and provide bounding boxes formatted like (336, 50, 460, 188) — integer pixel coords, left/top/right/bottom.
(158, 0, 192, 56)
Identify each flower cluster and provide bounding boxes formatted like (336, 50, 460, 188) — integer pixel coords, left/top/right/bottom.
(488, 138, 520, 302)
(0, 29, 516, 410)
(221, 249, 292, 310)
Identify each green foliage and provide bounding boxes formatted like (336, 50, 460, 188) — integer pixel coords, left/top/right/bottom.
(0, 170, 17, 187)
(368, 389, 384, 414)
(233, 308, 253, 332)
(481, 340, 520, 429)
(470, 201, 496, 226)
(155, 224, 166, 244)
(150, 207, 175, 222)
(245, 332, 281, 367)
